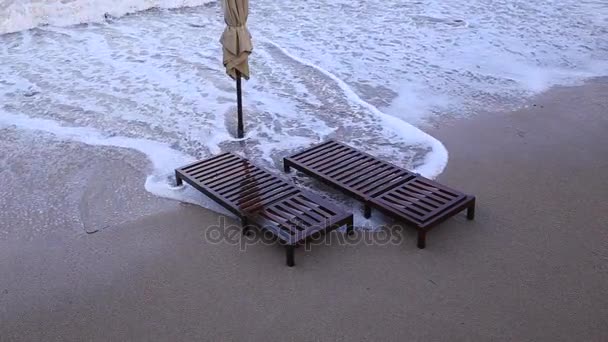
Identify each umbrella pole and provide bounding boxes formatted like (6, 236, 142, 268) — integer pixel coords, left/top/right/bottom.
(236, 70, 244, 139)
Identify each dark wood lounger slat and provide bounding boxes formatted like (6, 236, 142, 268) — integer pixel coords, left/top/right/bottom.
(175, 152, 353, 266)
(287, 140, 335, 160)
(284, 140, 475, 248)
(322, 154, 370, 176)
(296, 143, 345, 164)
(252, 192, 351, 245)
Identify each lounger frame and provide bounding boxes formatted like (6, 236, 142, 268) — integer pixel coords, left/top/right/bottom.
(284, 140, 475, 248)
(176, 152, 353, 266)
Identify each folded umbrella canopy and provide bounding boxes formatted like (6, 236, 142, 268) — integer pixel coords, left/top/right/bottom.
(220, 0, 252, 138)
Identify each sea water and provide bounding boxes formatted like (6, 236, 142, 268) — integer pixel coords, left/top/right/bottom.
(1, 0, 607, 213)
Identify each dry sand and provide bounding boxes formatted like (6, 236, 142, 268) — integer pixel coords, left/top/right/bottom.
(1, 79, 607, 341)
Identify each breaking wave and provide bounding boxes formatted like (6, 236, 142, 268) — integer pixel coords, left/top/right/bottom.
(0, 0, 215, 34)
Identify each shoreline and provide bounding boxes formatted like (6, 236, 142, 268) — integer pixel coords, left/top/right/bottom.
(1, 79, 607, 340)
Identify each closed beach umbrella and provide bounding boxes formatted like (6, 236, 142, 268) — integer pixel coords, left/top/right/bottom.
(220, 0, 252, 138)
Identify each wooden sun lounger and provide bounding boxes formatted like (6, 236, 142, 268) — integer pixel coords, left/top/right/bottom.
(283, 140, 475, 248)
(175, 152, 353, 267)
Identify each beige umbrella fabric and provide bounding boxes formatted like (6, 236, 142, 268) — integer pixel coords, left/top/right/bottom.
(220, 0, 253, 80)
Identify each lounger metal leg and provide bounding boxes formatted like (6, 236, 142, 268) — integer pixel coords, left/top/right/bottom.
(175, 171, 183, 186)
(286, 245, 295, 267)
(283, 162, 291, 173)
(417, 230, 426, 249)
(467, 200, 476, 220)
(364, 205, 372, 219)
(346, 221, 354, 235)
(241, 218, 251, 236)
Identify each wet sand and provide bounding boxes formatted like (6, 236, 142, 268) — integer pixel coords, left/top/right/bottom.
(1, 79, 607, 341)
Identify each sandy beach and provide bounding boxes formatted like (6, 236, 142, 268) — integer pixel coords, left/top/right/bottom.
(1, 78, 607, 341)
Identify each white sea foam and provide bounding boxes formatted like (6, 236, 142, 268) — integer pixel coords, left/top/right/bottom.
(260, 38, 447, 177)
(0, 6, 449, 221)
(252, 0, 608, 122)
(1, 0, 607, 221)
(0, 109, 235, 216)
(0, 0, 214, 34)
